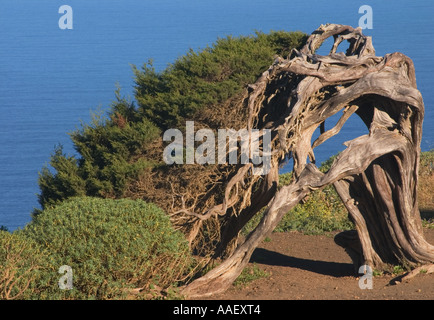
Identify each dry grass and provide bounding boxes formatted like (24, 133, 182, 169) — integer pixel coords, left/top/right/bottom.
(419, 173, 434, 211)
(418, 150, 434, 227)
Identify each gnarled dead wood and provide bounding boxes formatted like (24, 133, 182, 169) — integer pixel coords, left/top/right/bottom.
(179, 24, 434, 298)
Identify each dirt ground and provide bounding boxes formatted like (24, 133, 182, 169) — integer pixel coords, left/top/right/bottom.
(203, 228, 434, 300)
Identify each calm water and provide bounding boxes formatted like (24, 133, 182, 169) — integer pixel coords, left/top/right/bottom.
(1, 0, 433, 230)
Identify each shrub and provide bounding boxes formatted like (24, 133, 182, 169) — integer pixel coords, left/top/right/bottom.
(134, 31, 307, 131)
(242, 156, 353, 235)
(276, 156, 352, 234)
(418, 149, 434, 212)
(37, 107, 160, 210)
(0, 231, 48, 300)
(275, 185, 353, 234)
(22, 197, 192, 299)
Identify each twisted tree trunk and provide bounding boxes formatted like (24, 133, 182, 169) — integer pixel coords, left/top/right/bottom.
(181, 24, 434, 298)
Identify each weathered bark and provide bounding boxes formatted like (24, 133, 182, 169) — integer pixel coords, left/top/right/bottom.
(180, 24, 434, 298)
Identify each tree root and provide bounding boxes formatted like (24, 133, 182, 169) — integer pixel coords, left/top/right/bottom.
(400, 264, 434, 283)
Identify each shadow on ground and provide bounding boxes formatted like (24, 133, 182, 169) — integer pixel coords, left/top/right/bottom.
(250, 247, 354, 278)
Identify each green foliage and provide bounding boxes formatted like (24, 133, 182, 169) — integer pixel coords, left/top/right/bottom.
(37, 30, 307, 210)
(0, 231, 48, 300)
(275, 185, 353, 234)
(37, 146, 87, 210)
(318, 153, 339, 173)
(134, 31, 307, 130)
(278, 172, 293, 186)
(37, 99, 160, 209)
(277, 156, 352, 234)
(417, 149, 434, 213)
(233, 263, 270, 288)
(22, 197, 192, 300)
(419, 149, 434, 176)
(243, 156, 353, 235)
(392, 265, 406, 275)
(70, 110, 159, 195)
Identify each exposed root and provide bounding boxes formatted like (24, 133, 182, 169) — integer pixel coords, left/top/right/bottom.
(400, 264, 434, 282)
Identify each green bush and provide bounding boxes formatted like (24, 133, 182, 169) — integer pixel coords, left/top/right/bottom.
(243, 156, 353, 235)
(275, 185, 353, 234)
(22, 197, 192, 299)
(0, 231, 48, 300)
(134, 31, 307, 130)
(37, 106, 160, 210)
(277, 156, 352, 234)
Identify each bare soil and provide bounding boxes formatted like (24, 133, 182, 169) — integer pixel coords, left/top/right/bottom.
(203, 228, 434, 300)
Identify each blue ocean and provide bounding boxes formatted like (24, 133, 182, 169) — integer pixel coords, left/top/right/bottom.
(1, 0, 433, 231)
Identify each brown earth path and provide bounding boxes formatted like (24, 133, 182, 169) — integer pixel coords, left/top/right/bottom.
(201, 229, 434, 300)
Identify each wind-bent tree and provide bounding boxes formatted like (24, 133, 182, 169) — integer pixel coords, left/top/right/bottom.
(180, 24, 434, 298)
(37, 24, 433, 298)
